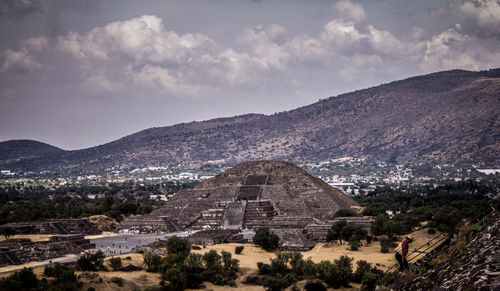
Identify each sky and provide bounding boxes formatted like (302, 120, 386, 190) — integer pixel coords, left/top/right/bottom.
(1, 0, 499, 150)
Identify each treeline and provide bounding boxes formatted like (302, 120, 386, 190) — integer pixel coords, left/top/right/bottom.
(357, 180, 496, 235)
(0, 181, 198, 224)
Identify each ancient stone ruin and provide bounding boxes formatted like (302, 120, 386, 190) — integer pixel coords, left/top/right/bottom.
(120, 161, 365, 249)
(2, 218, 102, 235)
(0, 234, 94, 266)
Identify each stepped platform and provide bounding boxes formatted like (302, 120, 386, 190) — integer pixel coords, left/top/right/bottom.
(2, 219, 101, 235)
(118, 161, 359, 250)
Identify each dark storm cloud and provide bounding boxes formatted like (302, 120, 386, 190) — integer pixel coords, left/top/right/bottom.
(0, 0, 42, 20)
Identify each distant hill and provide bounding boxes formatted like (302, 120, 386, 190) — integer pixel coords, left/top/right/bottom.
(1, 69, 499, 172)
(0, 140, 64, 165)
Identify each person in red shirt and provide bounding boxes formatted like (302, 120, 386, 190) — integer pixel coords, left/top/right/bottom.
(395, 235, 413, 271)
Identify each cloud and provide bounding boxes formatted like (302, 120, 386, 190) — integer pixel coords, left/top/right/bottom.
(0, 0, 42, 19)
(0, 48, 41, 73)
(438, 0, 500, 38)
(3, 1, 500, 99)
(333, 0, 366, 23)
(421, 27, 500, 72)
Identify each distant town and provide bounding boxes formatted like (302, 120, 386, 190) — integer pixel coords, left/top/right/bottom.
(2, 156, 498, 200)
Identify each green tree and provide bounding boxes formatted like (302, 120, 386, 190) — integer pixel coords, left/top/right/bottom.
(253, 227, 280, 251)
(334, 208, 359, 218)
(166, 236, 191, 259)
(326, 220, 347, 243)
(143, 252, 162, 272)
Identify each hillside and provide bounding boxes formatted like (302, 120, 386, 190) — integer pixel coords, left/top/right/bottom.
(0, 140, 64, 165)
(1, 69, 499, 172)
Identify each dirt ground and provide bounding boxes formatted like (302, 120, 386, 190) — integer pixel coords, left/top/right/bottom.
(0, 234, 54, 242)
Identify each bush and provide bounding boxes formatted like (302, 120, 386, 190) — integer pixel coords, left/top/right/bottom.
(315, 260, 341, 288)
(334, 208, 359, 218)
(304, 280, 327, 291)
(349, 235, 361, 251)
(165, 268, 187, 291)
(263, 275, 289, 291)
(257, 262, 272, 275)
(334, 255, 353, 287)
(380, 236, 395, 253)
(77, 251, 105, 271)
(361, 271, 378, 291)
(111, 276, 124, 286)
(353, 260, 372, 283)
(235, 245, 244, 254)
(253, 227, 280, 251)
(0, 267, 39, 290)
(143, 252, 162, 272)
(428, 227, 436, 234)
(108, 257, 122, 271)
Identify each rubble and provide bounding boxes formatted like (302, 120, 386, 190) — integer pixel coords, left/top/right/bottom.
(0, 234, 94, 266)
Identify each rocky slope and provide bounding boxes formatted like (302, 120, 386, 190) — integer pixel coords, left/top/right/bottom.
(1, 69, 499, 172)
(397, 207, 500, 290)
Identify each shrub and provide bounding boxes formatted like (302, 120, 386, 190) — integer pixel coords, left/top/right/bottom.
(263, 275, 289, 291)
(315, 260, 341, 288)
(44, 263, 71, 277)
(165, 268, 187, 291)
(366, 235, 373, 244)
(361, 271, 378, 291)
(143, 252, 162, 272)
(108, 257, 122, 271)
(235, 245, 244, 254)
(257, 262, 272, 275)
(334, 208, 359, 218)
(353, 260, 372, 283)
(427, 227, 436, 234)
(125, 256, 132, 260)
(334, 255, 353, 287)
(0, 267, 39, 290)
(111, 276, 124, 287)
(304, 280, 326, 291)
(253, 227, 280, 251)
(349, 235, 360, 251)
(77, 251, 105, 271)
(380, 236, 395, 253)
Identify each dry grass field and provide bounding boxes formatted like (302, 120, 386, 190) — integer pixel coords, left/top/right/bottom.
(0, 228, 443, 290)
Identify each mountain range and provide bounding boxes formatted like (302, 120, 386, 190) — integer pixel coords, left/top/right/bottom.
(1, 69, 499, 173)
